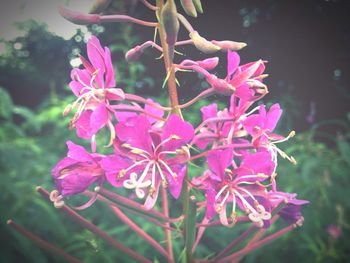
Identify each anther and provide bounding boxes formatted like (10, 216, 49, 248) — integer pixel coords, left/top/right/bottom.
(170, 134, 181, 140)
(117, 169, 126, 179)
(162, 180, 168, 188)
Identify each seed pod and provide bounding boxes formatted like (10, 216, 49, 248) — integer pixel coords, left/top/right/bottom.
(190, 31, 221, 54)
(180, 0, 197, 17)
(193, 0, 203, 14)
(161, 0, 179, 45)
(89, 0, 111, 14)
(211, 40, 247, 51)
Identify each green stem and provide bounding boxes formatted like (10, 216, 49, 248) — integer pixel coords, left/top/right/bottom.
(157, 0, 181, 116)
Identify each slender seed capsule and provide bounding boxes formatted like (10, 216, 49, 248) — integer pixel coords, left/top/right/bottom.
(180, 0, 197, 17)
(161, 0, 179, 45)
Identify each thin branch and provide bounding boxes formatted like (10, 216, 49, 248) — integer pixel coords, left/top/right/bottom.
(218, 223, 298, 263)
(59, 6, 158, 27)
(138, 0, 158, 10)
(210, 225, 256, 262)
(7, 219, 83, 263)
(162, 187, 174, 262)
(36, 187, 152, 263)
(109, 205, 169, 258)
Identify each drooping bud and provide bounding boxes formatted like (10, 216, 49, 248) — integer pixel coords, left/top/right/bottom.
(211, 40, 247, 51)
(206, 74, 235, 95)
(193, 0, 203, 14)
(190, 31, 221, 54)
(161, 0, 179, 45)
(125, 42, 153, 62)
(89, 0, 111, 14)
(180, 0, 197, 17)
(198, 57, 219, 70)
(58, 6, 100, 25)
(125, 46, 143, 62)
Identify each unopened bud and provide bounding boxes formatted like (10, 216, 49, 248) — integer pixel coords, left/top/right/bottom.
(198, 57, 219, 70)
(190, 31, 221, 54)
(125, 46, 142, 62)
(58, 6, 100, 25)
(193, 0, 203, 14)
(207, 74, 235, 95)
(180, 0, 197, 17)
(89, 0, 111, 14)
(211, 40, 247, 51)
(161, 0, 179, 45)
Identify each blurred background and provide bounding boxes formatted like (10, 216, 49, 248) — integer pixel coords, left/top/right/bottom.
(0, 0, 349, 262)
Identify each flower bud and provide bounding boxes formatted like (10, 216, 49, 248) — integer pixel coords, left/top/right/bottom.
(161, 0, 179, 45)
(180, 0, 197, 17)
(193, 0, 203, 14)
(198, 57, 219, 70)
(89, 0, 111, 14)
(190, 31, 221, 54)
(125, 46, 142, 62)
(211, 40, 247, 51)
(206, 74, 235, 95)
(58, 6, 100, 25)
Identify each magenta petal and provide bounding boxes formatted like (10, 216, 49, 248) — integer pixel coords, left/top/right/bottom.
(207, 148, 233, 179)
(227, 50, 240, 80)
(239, 151, 275, 179)
(76, 110, 93, 139)
(104, 47, 116, 88)
(105, 88, 125, 101)
(101, 155, 133, 187)
(90, 103, 109, 134)
(144, 99, 164, 124)
(70, 68, 91, 96)
(205, 188, 217, 219)
(231, 60, 261, 87)
(66, 141, 92, 162)
(162, 115, 194, 151)
(116, 115, 152, 153)
(201, 103, 218, 121)
(87, 36, 105, 88)
(58, 172, 99, 197)
(167, 165, 186, 199)
(266, 103, 282, 132)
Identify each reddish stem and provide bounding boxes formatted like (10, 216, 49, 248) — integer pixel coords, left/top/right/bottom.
(109, 205, 169, 258)
(7, 219, 82, 263)
(36, 187, 152, 263)
(210, 225, 256, 262)
(218, 223, 297, 263)
(162, 187, 174, 262)
(191, 217, 209, 253)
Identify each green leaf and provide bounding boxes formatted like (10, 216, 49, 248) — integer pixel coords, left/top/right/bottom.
(0, 87, 14, 119)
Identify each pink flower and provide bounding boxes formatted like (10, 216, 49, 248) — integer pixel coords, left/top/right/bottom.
(192, 148, 272, 227)
(268, 191, 309, 224)
(67, 36, 124, 144)
(51, 141, 105, 197)
(226, 51, 267, 100)
(243, 103, 297, 164)
(101, 114, 194, 209)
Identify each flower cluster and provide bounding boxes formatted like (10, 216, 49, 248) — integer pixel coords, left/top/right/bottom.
(52, 36, 307, 230)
